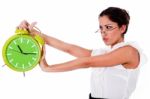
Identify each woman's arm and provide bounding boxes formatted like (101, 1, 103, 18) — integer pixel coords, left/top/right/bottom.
(41, 33, 92, 57)
(17, 20, 92, 58)
(40, 46, 140, 72)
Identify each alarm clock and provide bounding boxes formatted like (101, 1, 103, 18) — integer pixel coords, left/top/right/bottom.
(2, 29, 44, 72)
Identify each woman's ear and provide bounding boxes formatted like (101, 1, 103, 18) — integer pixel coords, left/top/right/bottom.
(120, 25, 126, 34)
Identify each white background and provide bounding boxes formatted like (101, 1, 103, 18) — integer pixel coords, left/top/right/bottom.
(0, 0, 149, 99)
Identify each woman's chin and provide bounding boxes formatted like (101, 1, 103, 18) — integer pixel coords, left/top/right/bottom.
(104, 41, 111, 46)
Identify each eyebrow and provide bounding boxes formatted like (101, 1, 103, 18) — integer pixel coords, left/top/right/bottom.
(99, 24, 113, 28)
(100, 24, 114, 26)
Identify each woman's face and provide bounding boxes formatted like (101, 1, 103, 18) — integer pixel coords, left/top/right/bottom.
(99, 15, 125, 47)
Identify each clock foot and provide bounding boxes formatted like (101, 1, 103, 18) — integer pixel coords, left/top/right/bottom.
(23, 72, 26, 77)
(2, 64, 6, 67)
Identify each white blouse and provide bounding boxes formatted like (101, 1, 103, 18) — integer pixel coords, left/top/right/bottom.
(90, 42, 147, 99)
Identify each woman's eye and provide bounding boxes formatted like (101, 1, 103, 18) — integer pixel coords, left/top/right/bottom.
(106, 26, 112, 29)
(99, 26, 102, 29)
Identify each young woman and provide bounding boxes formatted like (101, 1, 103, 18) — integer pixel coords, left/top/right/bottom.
(18, 7, 146, 99)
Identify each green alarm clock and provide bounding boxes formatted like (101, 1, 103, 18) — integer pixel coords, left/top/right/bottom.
(2, 29, 44, 72)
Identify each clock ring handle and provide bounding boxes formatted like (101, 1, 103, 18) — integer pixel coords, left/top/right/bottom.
(33, 26, 45, 46)
(15, 27, 45, 46)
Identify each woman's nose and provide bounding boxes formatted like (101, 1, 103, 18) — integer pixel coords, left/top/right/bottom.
(101, 31, 107, 36)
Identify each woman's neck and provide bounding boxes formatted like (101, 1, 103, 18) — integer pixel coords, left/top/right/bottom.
(111, 38, 124, 48)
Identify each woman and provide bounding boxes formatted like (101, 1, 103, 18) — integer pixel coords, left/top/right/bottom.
(18, 7, 146, 99)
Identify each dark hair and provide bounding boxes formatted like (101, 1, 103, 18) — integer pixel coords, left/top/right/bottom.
(99, 7, 130, 36)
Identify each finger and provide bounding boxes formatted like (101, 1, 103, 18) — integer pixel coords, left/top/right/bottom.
(22, 22, 29, 29)
(20, 20, 29, 26)
(41, 45, 46, 60)
(23, 28, 27, 31)
(28, 22, 37, 31)
(42, 45, 46, 57)
(18, 20, 30, 30)
(23, 20, 29, 26)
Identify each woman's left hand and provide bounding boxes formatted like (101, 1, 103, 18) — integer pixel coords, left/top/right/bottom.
(39, 45, 49, 72)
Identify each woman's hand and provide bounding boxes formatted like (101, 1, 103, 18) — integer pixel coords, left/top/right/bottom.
(17, 20, 29, 30)
(28, 22, 41, 36)
(17, 20, 41, 36)
(39, 45, 49, 72)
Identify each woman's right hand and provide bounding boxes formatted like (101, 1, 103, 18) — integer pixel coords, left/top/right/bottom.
(17, 20, 29, 30)
(17, 20, 41, 36)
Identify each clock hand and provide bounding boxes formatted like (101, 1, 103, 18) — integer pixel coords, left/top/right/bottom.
(17, 45, 37, 55)
(17, 45, 23, 53)
(23, 52, 37, 55)
(10, 49, 36, 55)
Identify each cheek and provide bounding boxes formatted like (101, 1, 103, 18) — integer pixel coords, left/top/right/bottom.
(108, 31, 120, 40)
(108, 32, 116, 38)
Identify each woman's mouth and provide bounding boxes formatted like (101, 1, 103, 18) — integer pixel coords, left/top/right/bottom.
(103, 38, 109, 42)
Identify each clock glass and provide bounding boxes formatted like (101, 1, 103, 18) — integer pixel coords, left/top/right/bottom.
(3, 35, 41, 72)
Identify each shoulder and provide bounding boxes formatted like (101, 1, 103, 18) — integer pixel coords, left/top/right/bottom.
(114, 45, 140, 69)
(116, 45, 139, 54)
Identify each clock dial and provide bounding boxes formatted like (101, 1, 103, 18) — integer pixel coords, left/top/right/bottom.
(3, 35, 41, 72)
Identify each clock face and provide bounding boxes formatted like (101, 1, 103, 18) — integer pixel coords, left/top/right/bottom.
(2, 35, 41, 72)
